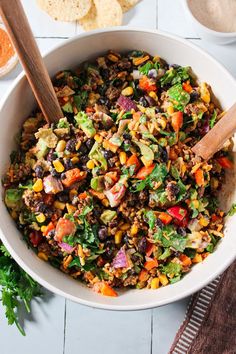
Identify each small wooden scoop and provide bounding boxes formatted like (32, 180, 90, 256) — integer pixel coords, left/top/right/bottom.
(192, 102, 236, 160)
(0, 0, 63, 124)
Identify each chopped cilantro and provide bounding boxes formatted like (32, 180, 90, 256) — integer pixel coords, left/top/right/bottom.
(160, 66, 190, 87)
(161, 262, 182, 277)
(227, 203, 236, 216)
(139, 61, 159, 75)
(209, 110, 217, 129)
(153, 225, 187, 252)
(144, 210, 156, 229)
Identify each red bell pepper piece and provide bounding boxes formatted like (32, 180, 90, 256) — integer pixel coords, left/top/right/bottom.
(135, 164, 155, 180)
(217, 156, 233, 169)
(139, 76, 157, 92)
(29, 231, 43, 247)
(167, 206, 187, 221)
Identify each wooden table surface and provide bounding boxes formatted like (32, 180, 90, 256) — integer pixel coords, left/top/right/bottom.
(0, 1, 235, 354)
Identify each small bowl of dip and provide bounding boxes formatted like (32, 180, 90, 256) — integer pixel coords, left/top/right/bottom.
(183, 0, 236, 45)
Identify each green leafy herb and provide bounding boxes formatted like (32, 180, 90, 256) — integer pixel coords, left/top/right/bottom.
(153, 225, 187, 252)
(131, 164, 168, 192)
(227, 203, 236, 216)
(19, 180, 33, 190)
(57, 117, 70, 129)
(139, 61, 159, 75)
(73, 91, 88, 111)
(158, 248, 171, 260)
(144, 210, 156, 229)
(168, 83, 190, 111)
(160, 66, 190, 87)
(0, 243, 42, 335)
(209, 110, 217, 129)
(161, 262, 182, 277)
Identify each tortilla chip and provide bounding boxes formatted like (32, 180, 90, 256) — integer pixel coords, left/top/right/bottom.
(118, 0, 139, 12)
(94, 0, 122, 28)
(79, 2, 98, 31)
(37, 0, 92, 21)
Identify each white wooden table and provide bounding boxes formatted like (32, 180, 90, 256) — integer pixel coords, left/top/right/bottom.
(0, 1, 235, 353)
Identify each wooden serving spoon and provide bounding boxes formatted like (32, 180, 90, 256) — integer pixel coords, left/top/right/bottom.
(0, 0, 63, 124)
(192, 102, 236, 160)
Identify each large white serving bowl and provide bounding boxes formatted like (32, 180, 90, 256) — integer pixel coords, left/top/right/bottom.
(0, 28, 236, 310)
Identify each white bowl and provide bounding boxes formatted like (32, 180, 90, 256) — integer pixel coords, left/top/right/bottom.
(183, 0, 236, 45)
(0, 28, 236, 310)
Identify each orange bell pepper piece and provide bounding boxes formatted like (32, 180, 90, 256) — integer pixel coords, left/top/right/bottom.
(139, 76, 157, 92)
(78, 191, 88, 200)
(146, 242, 155, 257)
(217, 156, 233, 169)
(179, 254, 192, 267)
(43, 221, 55, 236)
(194, 168, 204, 186)
(62, 168, 87, 188)
(182, 81, 193, 93)
(171, 111, 183, 132)
(158, 212, 172, 225)
(126, 154, 141, 172)
(135, 164, 155, 180)
(138, 269, 149, 282)
(144, 258, 158, 271)
(93, 282, 117, 297)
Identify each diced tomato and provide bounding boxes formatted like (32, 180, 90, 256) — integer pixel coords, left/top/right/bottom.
(62, 168, 87, 188)
(78, 191, 88, 200)
(43, 222, 55, 236)
(126, 154, 141, 172)
(171, 111, 183, 132)
(139, 269, 149, 282)
(105, 171, 119, 183)
(105, 182, 127, 208)
(93, 282, 117, 297)
(158, 212, 173, 225)
(55, 218, 76, 242)
(194, 168, 205, 186)
(135, 164, 155, 180)
(167, 206, 187, 221)
(179, 254, 192, 267)
(85, 107, 94, 113)
(139, 76, 157, 92)
(144, 258, 158, 271)
(29, 231, 43, 247)
(146, 242, 155, 257)
(182, 81, 193, 93)
(217, 157, 233, 169)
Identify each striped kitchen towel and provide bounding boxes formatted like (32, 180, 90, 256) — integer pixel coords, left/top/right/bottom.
(169, 260, 236, 354)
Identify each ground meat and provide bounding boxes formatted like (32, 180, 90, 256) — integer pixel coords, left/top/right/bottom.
(105, 86, 121, 101)
(123, 274, 138, 287)
(23, 190, 43, 211)
(165, 181, 180, 201)
(139, 190, 148, 204)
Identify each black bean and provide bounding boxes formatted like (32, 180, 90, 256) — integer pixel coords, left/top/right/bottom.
(93, 208, 101, 218)
(35, 165, 44, 178)
(177, 227, 187, 237)
(57, 192, 69, 203)
(169, 64, 180, 69)
(113, 79, 122, 87)
(64, 158, 73, 170)
(100, 68, 110, 80)
(66, 139, 76, 152)
(139, 190, 148, 203)
(60, 172, 67, 180)
(138, 237, 147, 254)
(47, 230, 55, 239)
(190, 91, 199, 102)
(98, 226, 109, 241)
(109, 220, 118, 229)
(103, 240, 114, 260)
(155, 218, 164, 229)
(159, 146, 168, 163)
(139, 96, 149, 107)
(80, 155, 89, 164)
(51, 168, 60, 178)
(47, 150, 57, 162)
(35, 202, 47, 213)
(78, 143, 88, 155)
(103, 150, 114, 159)
(85, 138, 94, 150)
(123, 132, 131, 140)
(123, 234, 130, 245)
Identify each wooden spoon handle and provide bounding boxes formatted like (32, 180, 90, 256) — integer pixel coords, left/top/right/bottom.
(192, 102, 236, 160)
(0, 0, 63, 123)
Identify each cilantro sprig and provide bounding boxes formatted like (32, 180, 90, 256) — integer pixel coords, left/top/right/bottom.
(131, 164, 168, 192)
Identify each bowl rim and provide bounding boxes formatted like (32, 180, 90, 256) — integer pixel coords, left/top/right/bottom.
(0, 27, 236, 310)
(183, 0, 236, 37)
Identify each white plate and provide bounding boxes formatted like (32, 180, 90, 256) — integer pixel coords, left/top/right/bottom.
(0, 28, 236, 310)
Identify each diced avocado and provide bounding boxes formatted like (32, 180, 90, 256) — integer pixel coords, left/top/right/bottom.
(5, 189, 22, 209)
(75, 111, 96, 138)
(36, 138, 49, 159)
(57, 117, 70, 129)
(90, 176, 104, 192)
(135, 141, 154, 161)
(100, 210, 116, 225)
(62, 102, 73, 113)
(109, 134, 123, 147)
(35, 128, 58, 148)
(89, 142, 107, 171)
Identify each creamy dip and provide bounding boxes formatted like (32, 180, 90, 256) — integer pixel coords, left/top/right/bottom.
(188, 0, 236, 33)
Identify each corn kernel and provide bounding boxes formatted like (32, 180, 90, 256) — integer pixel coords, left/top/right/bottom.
(199, 217, 209, 227)
(41, 225, 47, 233)
(121, 86, 134, 96)
(56, 140, 66, 153)
(119, 151, 127, 165)
(36, 213, 46, 223)
(151, 278, 160, 289)
(141, 156, 153, 167)
(94, 134, 103, 143)
(153, 55, 160, 62)
(133, 55, 149, 66)
(86, 159, 95, 169)
(107, 53, 119, 62)
(130, 224, 138, 236)
(192, 200, 199, 209)
(159, 274, 169, 286)
(53, 200, 66, 210)
(167, 106, 174, 115)
(77, 245, 84, 258)
(33, 178, 43, 192)
(38, 252, 48, 261)
(71, 156, 79, 164)
(200, 82, 210, 103)
(192, 254, 202, 263)
(80, 257, 85, 266)
(120, 223, 130, 231)
(66, 203, 76, 214)
(115, 231, 123, 244)
(53, 160, 65, 173)
(149, 91, 158, 101)
(102, 198, 109, 207)
(76, 141, 81, 150)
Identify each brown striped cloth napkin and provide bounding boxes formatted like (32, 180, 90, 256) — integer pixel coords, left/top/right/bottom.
(169, 260, 236, 354)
